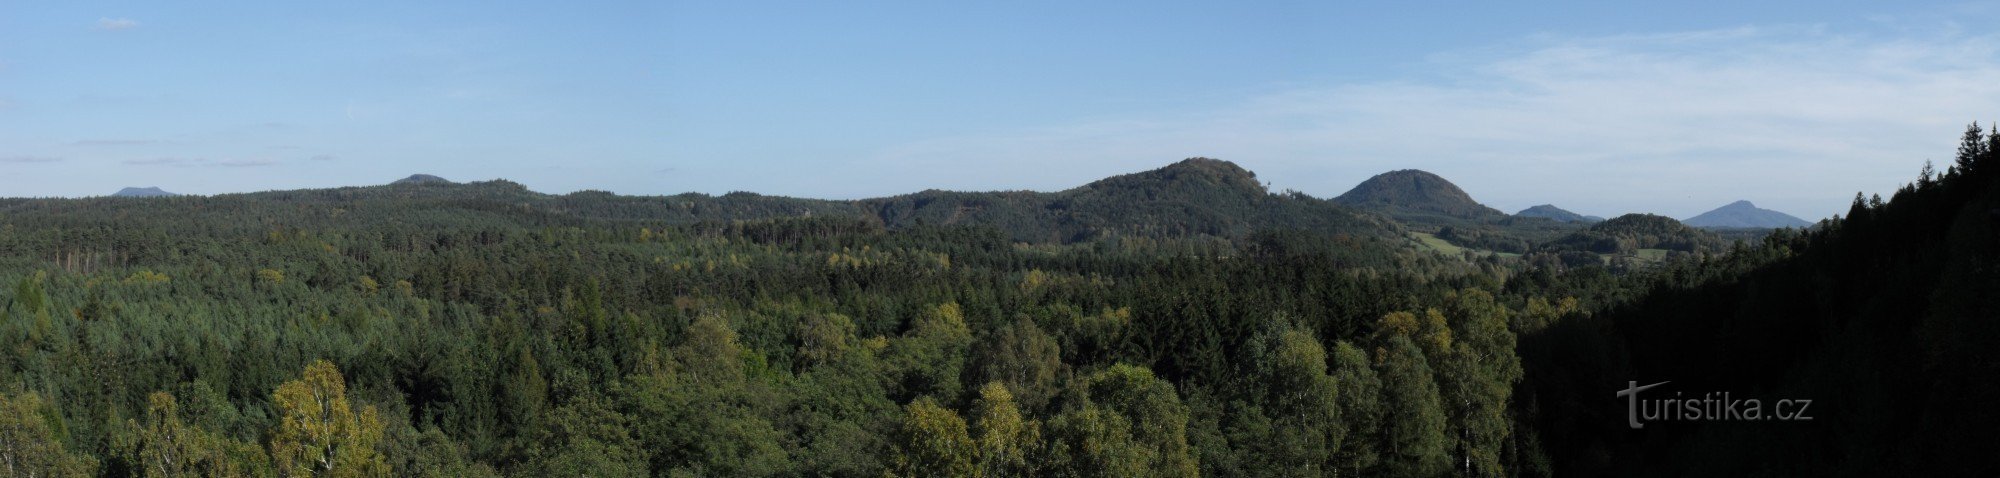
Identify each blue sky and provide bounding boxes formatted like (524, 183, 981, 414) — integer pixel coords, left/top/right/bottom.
(3, 1, 1998, 220)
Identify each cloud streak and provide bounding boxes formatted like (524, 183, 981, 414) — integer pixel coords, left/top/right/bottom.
(868, 25, 2000, 221)
(74, 139, 169, 146)
(1, 156, 63, 163)
(123, 157, 195, 166)
(124, 157, 277, 168)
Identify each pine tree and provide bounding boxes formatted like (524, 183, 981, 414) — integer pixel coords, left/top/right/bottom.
(504, 349, 548, 437)
(1955, 122, 1986, 175)
(1987, 122, 2000, 165)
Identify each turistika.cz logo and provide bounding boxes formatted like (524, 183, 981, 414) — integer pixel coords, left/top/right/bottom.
(1616, 381, 1814, 429)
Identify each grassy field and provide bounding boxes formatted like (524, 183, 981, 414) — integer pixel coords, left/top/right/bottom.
(1411, 232, 1522, 259)
(1591, 248, 1674, 265)
(1412, 232, 1468, 255)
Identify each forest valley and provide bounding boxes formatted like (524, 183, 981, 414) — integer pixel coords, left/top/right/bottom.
(0, 123, 1995, 477)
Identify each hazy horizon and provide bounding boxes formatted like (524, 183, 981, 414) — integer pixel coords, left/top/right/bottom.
(68, 164, 1822, 224)
(6, 1, 2000, 221)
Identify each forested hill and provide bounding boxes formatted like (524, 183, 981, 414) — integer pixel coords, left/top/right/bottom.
(1330, 169, 1587, 254)
(1536, 213, 1729, 255)
(1514, 204, 1602, 224)
(864, 158, 1400, 243)
(3, 158, 1402, 246)
(1333, 169, 1507, 220)
(391, 174, 453, 185)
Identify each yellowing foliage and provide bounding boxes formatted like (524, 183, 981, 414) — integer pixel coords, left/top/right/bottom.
(270, 360, 388, 478)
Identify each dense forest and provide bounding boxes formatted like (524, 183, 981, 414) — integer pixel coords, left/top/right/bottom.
(0, 124, 1994, 476)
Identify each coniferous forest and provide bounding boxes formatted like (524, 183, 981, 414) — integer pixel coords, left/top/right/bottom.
(0, 124, 1995, 477)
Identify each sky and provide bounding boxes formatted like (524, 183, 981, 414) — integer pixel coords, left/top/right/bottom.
(4, 1, 1999, 221)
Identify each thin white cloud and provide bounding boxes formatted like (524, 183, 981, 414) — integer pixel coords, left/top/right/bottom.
(74, 139, 168, 146)
(868, 25, 2000, 221)
(95, 18, 140, 31)
(124, 157, 197, 166)
(124, 157, 277, 168)
(1, 156, 63, 163)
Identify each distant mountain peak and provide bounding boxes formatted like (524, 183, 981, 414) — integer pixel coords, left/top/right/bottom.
(1683, 200, 1810, 229)
(1515, 204, 1603, 223)
(1333, 169, 1503, 219)
(112, 186, 177, 198)
(392, 174, 453, 185)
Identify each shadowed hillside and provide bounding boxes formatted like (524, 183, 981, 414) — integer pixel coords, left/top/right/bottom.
(1538, 213, 1728, 255)
(1514, 123, 2000, 476)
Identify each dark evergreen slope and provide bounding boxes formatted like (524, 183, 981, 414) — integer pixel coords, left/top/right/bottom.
(1682, 200, 1811, 228)
(112, 186, 177, 197)
(1515, 204, 1602, 223)
(1334, 169, 1506, 220)
(1538, 213, 1727, 254)
(1516, 123, 2000, 476)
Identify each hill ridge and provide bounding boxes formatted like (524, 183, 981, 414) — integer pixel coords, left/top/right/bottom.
(1515, 204, 1603, 223)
